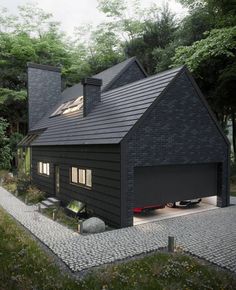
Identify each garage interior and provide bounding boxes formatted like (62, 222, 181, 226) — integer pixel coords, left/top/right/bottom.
(133, 163, 219, 226)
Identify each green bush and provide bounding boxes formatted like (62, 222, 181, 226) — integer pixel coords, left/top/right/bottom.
(26, 185, 46, 204)
(16, 176, 31, 195)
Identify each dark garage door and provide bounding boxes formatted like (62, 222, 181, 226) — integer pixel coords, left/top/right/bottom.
(134, 163, 218, 207)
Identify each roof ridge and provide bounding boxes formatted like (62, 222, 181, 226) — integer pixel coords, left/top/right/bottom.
(102, 66, 184, 96)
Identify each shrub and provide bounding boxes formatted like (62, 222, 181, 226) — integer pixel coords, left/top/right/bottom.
(26, 185, 46, 204)
(16, 175, 31, 195)
(2, 173, 17, 194)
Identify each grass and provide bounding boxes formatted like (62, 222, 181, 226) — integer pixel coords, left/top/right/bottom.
(0, 206, 236, 290)
(42, 207, 79, 231)
(0, 206, 80, 290)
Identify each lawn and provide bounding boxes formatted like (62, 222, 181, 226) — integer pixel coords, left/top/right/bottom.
(0, 206, 236, 290)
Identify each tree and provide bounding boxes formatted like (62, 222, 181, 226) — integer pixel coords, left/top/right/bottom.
(0, 118, 12, 170)
(173, 26, 236, 158)
(123, 4, 177, 73)
(0, 88, 27, 134)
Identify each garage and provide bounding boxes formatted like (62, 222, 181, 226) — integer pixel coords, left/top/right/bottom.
(134, 163, 218, 208)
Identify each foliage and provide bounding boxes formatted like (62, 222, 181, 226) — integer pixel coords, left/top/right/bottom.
(25, 185, 46, 204)
(123, 4, 178, 73)
(43, 207, 79, 231)
(9, 132, 24, 167)
(173, 27, 236, 72)
(3, 175, 46, 204)
(0, 118, 12, 169)
(16, 175, 31, 195)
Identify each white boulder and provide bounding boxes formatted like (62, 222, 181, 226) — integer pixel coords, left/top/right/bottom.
(82, 217, 105, 233)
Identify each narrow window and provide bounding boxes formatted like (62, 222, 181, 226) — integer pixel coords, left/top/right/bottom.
(71, 167, 78, 183)
(86, 169, 92, 187)
(46, 163, 50, 175)
(38, 162, 43, 174)
(79, 169, 86, 184)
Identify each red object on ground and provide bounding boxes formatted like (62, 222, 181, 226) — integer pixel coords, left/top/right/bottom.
(133, 204, 165, 213)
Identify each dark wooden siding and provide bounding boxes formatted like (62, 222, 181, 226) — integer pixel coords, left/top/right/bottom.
(31, 144, 121, 227)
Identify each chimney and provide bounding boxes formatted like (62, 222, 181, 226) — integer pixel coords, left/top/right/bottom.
(27, 63, 61, 131)
(82, 77, 102, 117)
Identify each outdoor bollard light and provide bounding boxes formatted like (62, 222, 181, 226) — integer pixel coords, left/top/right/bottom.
(168, 236, 175, 252)
(52, 209, 57, 221)
(25, 196, 28, 205)
(38, 204, 41, 212)
(78, 220, 83, 234)
(15, 190, 18, 197)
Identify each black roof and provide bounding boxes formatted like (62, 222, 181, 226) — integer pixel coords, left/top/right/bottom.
(31, 66, 183, 146)
(31, 57, 146, 132)
(56, 57, 146, 103)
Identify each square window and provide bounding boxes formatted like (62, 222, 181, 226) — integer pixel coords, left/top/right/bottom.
(79, 169, 86, 184)
(71, 167, 78, 183)
(86, 169, 92, 187)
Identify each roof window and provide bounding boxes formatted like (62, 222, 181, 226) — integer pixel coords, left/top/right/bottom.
(50, 96, 83, 117)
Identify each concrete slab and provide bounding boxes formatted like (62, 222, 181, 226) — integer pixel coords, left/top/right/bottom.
(133, 202, 217, 225)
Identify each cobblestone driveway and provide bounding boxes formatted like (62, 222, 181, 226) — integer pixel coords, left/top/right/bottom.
(0, 187, 235, 273)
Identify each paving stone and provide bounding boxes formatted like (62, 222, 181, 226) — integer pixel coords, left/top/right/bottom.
(0, 186, 235, 273)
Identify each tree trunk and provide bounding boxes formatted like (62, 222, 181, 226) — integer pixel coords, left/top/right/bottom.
(232, 111, 236, 162)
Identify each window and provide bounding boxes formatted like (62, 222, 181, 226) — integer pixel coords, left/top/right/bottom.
(70, 167, 92, 188)
(71, 167, 78, 183)
(79, 169, 86, 184)
(38, 162, 50, 176)
(50, 96, 83, 117)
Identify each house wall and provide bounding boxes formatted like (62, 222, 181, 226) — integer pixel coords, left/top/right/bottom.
(31, 144, 121, 227)
(107, 61, 147, 91)
(121, 71, 229, 227)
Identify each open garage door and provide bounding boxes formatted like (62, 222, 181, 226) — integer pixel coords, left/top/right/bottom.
(134, 163, 218, 207)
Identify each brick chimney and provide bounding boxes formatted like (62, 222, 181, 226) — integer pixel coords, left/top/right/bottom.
(27, 63, 61, 131)
(82, 77, 102, 117)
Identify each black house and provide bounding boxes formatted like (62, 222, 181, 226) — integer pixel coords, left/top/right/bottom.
(19, 57, 230, 228)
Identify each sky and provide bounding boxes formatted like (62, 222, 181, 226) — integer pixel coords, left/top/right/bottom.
(1, 0, 187, 36)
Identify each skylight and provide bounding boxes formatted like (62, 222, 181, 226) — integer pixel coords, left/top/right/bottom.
(50, 96, 83, 117)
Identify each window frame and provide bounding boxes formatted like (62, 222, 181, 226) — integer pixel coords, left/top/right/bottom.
(37, 161, 50, 177)
(70, 166, 92, 189)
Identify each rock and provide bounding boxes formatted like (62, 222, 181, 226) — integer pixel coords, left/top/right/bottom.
(82, 217, 105, 233)
(7, 172, 14, 178)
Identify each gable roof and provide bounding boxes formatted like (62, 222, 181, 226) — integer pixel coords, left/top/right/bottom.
(31, 66, 183, 146)
(31, 57, 147, 132)
(58, 57, 146, 103)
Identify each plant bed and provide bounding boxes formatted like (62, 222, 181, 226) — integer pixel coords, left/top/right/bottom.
(42, 205, 114, 233)
(42, 206, 79, 231)
(2, 175, 46, 205)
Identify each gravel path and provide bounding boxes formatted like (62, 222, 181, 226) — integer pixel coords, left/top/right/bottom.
(0, 186, 235, 273)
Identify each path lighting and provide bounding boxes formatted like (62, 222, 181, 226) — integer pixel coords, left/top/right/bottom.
(168, 236, 175, 252)
(25, 196, 28, 205)
(38, 204, 41, 213)
(52, 209, 57, 221)
(78, 220, 83, 234)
